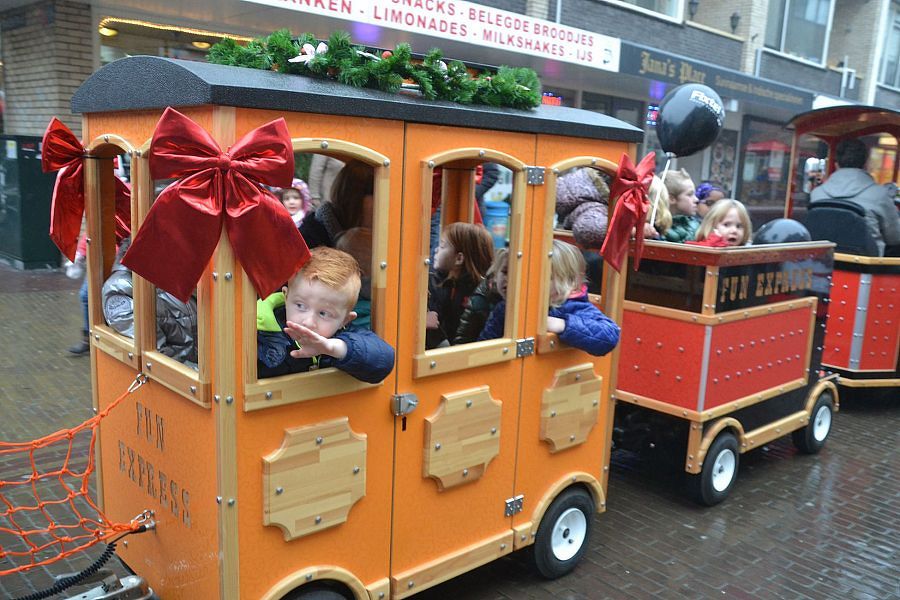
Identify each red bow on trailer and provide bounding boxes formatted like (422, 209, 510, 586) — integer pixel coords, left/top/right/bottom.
(601, 152, 656, 272)
(123, 107, 310, 303)
(42, 118, 131, 260)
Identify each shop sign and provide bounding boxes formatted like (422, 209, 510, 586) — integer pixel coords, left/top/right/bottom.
(620, 42, 813, 111)
(242, 0, 621, 72)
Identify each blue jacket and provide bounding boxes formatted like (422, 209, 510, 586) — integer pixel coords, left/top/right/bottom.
(478, 292, 620, 356)
(257, 293, 394, 383)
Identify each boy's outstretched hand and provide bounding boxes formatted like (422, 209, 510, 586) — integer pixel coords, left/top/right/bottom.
(285, 321, 348, 360)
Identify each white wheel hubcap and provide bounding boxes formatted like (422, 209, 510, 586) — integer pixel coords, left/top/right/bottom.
(711, 448, 736, 492)
(550, 507, 587, 561)
(812, 404, 831, 441)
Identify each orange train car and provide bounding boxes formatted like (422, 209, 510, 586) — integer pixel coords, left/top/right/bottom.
(612, 240, 838, 506)
(71, 56, 643, 599)
(785, 105, 899, 393)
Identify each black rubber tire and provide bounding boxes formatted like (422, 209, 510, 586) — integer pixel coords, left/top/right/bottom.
(532, 486, 595, 579)
(792, 391, 834, 454)
(689, 430, 739, 507)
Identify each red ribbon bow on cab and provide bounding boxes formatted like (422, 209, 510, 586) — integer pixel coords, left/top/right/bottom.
(123, 107, 309, 303)
(601, 152, 656, 272)
(42, 118, 131, 260)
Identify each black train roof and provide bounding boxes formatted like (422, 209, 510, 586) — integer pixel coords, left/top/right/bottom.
(72, 56, 643, 143)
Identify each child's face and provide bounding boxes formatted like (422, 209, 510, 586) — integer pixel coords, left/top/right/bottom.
(671, 183, 698, 216)
(712, 207, 745, 247)
(284, 277, 355, 338)
(433, 234, 460, 273)
(281, 189, 304, 216)
(494, 259, 509, 298)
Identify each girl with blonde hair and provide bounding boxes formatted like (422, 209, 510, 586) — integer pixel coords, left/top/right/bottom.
(688, 199, 753, 247)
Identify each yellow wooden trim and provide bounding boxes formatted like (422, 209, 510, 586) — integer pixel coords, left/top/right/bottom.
(540, 365, 601, 453)
(615, 377, 809, 423)
(416, 162, 434, 354)
(804, 379, 839, 413)
(685, 420, 703, 474)
(85, 133, 137, 155)
(132, 150, 152, 366)
(414, 338, 518, 378)
(623, 296, 816, 325)
(834, 252, 900, 266)
(91, 325, 139, 369)
(835, 376, 900, 388)
(365, 578, 391, 600)
(424, 147, 528, 171)
(142, 350, 210, 408)
(245, 368, 378, 411)
(291, 138, 389, 165)
(513, 471, 605, 551)
(391, 531, 514, 599)
(694, 417, 743, 473)
(741, 411, 811, 452)
(701, 266, 719, 316)
(550, 156, 619, 174)
(211, 106, 240, 600)
(260, 565, 369, 600)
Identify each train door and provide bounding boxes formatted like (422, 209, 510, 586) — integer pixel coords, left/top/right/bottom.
(389, 124, 535, 597)
(511, 138, 630, 557)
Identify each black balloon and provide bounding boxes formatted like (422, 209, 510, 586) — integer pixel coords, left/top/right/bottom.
(657, 84, 725, 157)
(753, 218, 812, 245)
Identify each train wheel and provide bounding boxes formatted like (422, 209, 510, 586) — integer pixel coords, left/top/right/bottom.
(689, 431, 739, 506)
(792, 391, 834, 454)
(532, 486, 594, 579)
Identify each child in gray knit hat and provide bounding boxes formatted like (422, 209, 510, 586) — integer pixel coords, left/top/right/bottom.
(555, 167, 610, 249)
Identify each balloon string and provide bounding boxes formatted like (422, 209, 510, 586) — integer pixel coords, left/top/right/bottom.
(649, 154, 673, 230)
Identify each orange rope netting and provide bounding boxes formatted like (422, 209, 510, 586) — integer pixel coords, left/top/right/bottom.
(0, 375, 147, 576)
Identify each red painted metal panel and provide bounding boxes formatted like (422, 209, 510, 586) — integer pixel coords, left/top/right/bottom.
(618, 310, 705, 411)
(704, 307, 812, 410)
(822, 270, 859, 369)
(859, 273, 900, 371)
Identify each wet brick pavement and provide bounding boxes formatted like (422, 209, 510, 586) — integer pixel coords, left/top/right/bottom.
(1, 263, 898, 599)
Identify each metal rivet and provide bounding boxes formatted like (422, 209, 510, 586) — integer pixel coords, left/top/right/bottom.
(353, 466, 360, 474)
(227, 498, 235, 506)
(500, 543, 507, 550)
(190, 386, 197, 395)
(462, 469, 469, 477)
(550, 340, 556, 348)
(550, 410, 557, 417)
(216, 496, 223, 504)
(408, 581, 415, 589)
(503, 347, 509, 354)
(491, 427, 497, 434)
(569, 434, 576, 441)
(276, 487, 284, 495)
(430, 361, 436, 368)
(127, 352, 134, 359)
(575, 373, 581, 380)
(593, 400, 598, 406)
(306, 574, 314, 581)
(146, 362, 153, 370)
(320, 141, 329, 149)
(214, 395, 221, 403)
(315, 516, 322, 524)
(380, 261, 387, 269)
(479, 149, 486, 157)
(94, 334, 100, 341)
(428, 160, 435, 168)
(122, 540, 128, 547)
(383, 159, 390, 167)
(212, 272, 218, 280)
(435, 442, 442, 450)
(135, 150, 142, 158)
(316, 436, 324, 444)
(265, 391, 273, 400)
(517, 251, 523, 258)
(226, 396, 233, 404)
(224, 272, 232, 281)
(466, 400, 473, 407)
(424, 258, 431, 266)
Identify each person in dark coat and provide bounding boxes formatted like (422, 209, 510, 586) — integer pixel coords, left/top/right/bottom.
(298, 159, 374, 249)
(454, 248, 506, 344)
(257, 247, 394, 382)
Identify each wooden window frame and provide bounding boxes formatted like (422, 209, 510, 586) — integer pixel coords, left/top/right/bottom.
(242, 139, 391, 412)
(413, 148, 527, 378)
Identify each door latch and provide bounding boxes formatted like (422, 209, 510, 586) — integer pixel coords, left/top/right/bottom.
(391, 393, 419, 417)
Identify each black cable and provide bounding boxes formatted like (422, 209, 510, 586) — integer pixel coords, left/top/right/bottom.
(12, 525, 148, 600)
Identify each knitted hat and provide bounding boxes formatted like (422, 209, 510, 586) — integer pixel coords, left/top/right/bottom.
(571, 203, 609, 249)
(556, 168, 608, 217)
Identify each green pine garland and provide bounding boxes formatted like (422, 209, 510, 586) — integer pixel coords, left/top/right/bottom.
(207, 30, 542, 110)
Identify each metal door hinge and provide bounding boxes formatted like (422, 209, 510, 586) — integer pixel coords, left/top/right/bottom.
(516, 337, 535, 357)
(526, 166, 545, 185)
(505, 494, 524, 516)
(391, 393, 418, 416)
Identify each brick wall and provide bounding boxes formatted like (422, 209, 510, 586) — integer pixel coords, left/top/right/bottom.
(874, 84, 900, 107)
(758, 51, 859, 100)
(0, 0, 92, 137)
(478, 0, 529, 14)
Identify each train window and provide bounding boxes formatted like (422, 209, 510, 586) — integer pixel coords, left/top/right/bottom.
(243, 145, 390, 409)
(415, 153, 527, 377)
(539, 161, 617, 353)
(83, 139, 139, 369)
(127, 149, 210, 407)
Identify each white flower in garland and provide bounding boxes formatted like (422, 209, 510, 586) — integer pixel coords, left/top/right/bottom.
(289, 42, 328, 64)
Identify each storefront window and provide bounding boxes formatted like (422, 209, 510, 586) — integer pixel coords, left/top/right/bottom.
(737, 117, 792, 229)
(98, 19, 220, 66)
(879, 2, 900, 88)
(612, 0, 679, 18)
(765, 0, 833, 63)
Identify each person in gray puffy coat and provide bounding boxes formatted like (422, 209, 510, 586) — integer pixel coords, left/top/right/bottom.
(101, 238, 198, 368)
(810, 139, 900, 256)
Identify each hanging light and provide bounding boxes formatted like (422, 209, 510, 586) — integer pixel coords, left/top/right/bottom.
(191, 41, 212, 49)
(730, 12, 741, 33)
(98, 26, 119, 37)
(688, 0, 699, 19)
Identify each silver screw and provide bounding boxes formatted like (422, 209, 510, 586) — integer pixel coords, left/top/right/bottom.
(383, 159, 390, 167)
(316, 436, 324, 444)
(265, 391, 273, 400)
(224, 272, 232, 281)
(190, 386, 196, 395)
(315, 516, 322, 524)
(225, 396, 233, 404)
(276, 487, 284, 495)
(434, 443, 442, 450)
(320, 141, 329, 149)
(380, 261, 387, 269)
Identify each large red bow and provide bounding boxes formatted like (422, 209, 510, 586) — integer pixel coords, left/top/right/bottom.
(600, 152, 656, 272)
(42, 118, 130, 260)
(123, 108, 309, 302)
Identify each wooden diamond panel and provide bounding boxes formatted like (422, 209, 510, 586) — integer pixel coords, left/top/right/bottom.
(262, 417, 366, 541)
(540, 364, 602, 453)
(424, 386, 501, 491)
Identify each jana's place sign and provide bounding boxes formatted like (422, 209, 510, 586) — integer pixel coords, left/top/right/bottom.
(242, 0, 621, 72)
(621, 43, 813, 112)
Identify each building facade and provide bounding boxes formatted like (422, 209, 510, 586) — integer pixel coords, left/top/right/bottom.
(1, 0, 898, 223)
